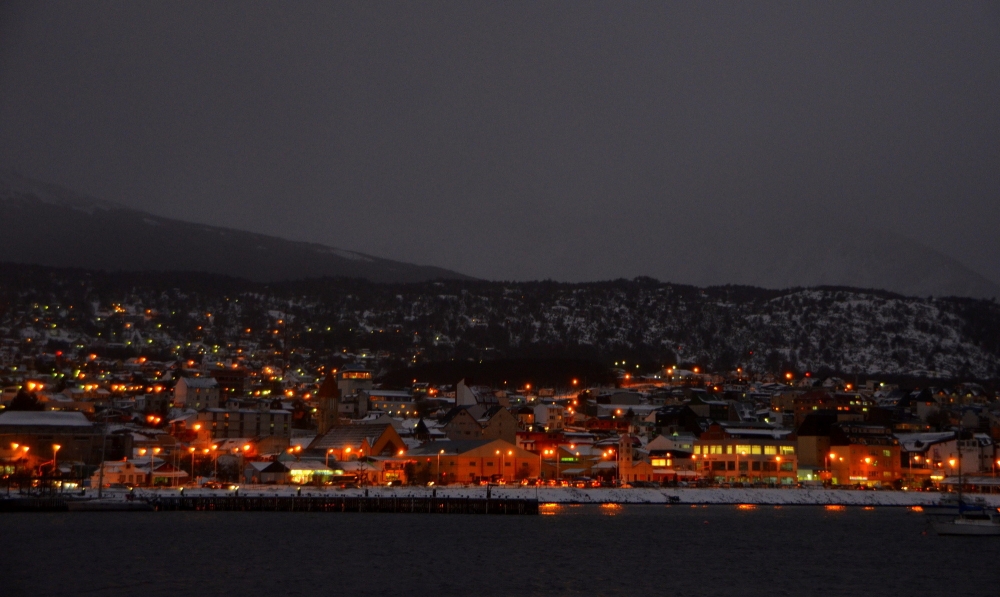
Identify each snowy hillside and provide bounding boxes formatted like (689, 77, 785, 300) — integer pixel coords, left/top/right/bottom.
(3, 268, 999, 379)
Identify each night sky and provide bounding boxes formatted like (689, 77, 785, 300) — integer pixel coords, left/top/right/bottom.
(1, 2, 998, 285)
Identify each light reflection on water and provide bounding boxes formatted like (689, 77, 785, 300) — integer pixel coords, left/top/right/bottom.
(1, 505, 993, 597)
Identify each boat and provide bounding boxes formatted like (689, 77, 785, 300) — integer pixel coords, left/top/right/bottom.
(930, 510, 1000, 536)
(927, 425, 1000, 536)
(923, 492, 991, 517)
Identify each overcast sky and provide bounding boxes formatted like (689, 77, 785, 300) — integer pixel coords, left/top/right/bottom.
(1, 2, 998, 284)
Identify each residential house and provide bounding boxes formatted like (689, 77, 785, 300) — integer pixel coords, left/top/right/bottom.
(364, 390, 417, 417)
(479, 405, 519, 444)
(441, 406, 486, 440)
(174, 377, 220, 410)
(534, 403, 565, 431)
(196, 403, 292, 439)
(309, 422, 406, 461)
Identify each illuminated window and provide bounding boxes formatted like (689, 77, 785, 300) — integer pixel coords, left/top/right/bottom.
(882, 450, 891, 458)
(764, 446, 777, 455)
(651, 459, 667, 467)
(726, 445, 733, 455)
(751, 446, 762, 455)
(736, 445, 752, 455)
(780, 446, 795, 455)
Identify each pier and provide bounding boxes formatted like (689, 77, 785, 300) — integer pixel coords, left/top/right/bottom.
(2, 495, 539, 514)
(151, 495, 539, 514)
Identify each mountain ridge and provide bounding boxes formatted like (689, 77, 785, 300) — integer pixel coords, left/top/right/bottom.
(2, 171, 997, 298)
(0, 171, 475, 284)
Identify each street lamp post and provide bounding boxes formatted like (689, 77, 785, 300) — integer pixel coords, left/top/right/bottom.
(52, 444, 61, 480)
(326, 449, 334, 468)
(189, 447, 196, 484)
(151, 447, 161, 486)
(437, 449, 444, 485)
(211, 445, 218, 480)
(508, 450, 514, 482)
(555, 446, 561, 482)
(775, 456, 782, 486)
(240, 444, 250, 484)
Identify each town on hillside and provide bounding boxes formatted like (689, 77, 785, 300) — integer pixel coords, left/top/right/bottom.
(3, 337, 1000, 495)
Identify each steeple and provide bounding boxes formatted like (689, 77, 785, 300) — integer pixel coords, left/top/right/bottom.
(316, 372, 341, 435)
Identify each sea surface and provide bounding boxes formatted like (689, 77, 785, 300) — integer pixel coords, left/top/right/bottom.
(1, 505, 997, 597)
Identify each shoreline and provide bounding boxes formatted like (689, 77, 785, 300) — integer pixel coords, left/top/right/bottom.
(10, 486, 1000, 509)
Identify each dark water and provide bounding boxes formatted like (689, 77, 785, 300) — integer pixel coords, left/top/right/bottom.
(1, 505, 998, 597)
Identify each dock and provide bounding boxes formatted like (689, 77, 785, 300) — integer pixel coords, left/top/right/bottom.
(150, 495, 539, 515)
(2, 495, 538, 514)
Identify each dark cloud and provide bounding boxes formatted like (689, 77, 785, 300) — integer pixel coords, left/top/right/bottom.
(1, 1, 998, 285)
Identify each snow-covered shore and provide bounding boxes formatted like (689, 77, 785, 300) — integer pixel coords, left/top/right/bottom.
(93, 486, 1000, 507)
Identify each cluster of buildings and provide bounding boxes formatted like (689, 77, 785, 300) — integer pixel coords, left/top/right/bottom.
(3, 346, 1000, 493)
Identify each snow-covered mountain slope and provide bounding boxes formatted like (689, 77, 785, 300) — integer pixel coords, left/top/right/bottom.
(5, 269, 998, 379)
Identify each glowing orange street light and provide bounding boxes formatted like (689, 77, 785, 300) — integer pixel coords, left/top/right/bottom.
(148, 447, 162, 486)
(188, 447, 197, 481)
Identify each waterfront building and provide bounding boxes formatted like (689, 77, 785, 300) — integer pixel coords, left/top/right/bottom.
(693, 423, 798, 484)
(0, 410, 130, 467)
(407, 439, 538, 483)
(828, 423, 901, 487)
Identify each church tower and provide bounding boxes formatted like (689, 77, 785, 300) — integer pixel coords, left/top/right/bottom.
(315, 372, 341, 435)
